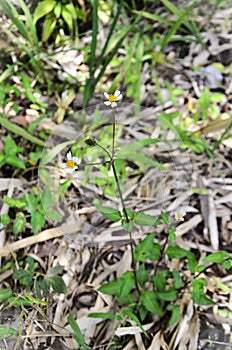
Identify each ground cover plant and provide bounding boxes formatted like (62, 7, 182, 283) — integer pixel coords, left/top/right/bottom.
(0, 0, 232, 349)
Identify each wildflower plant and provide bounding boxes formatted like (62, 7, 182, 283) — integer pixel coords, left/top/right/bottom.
(37, 91, 232, 349)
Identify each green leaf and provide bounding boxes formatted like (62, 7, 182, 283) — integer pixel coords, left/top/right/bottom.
(41, 186, 53, 211)
(39, 140, 74, 167)
(53, 2, 61, 18)
(95, 204, 121, 222)
(134, 212, 161, 226)
(5, 155, 26, 169)
(122, 309, 148, 337)
(223, 259, 232, 269)
(134, 212, 161, 227)
(119, 271, 135, 299)
(166, 246, 197, 272)
(98, 279, 123, 296)
(167, 304, 181, 326)
(38, 168, 53, 187)
(191, 278, 215, 306)
(161, 211, 169, 225)
(13, 270, 29, 280)
(68, 315, 91, 350)
(3, 196, 25, 208)
(88, 312, 122, 321)
(33, 0, 56, 23)
(137, 264, 149, 287)
(172, 271, 182, 289)
(121, 218, 134, 232)
(157, 289, 177, 301)
(46, 209, 62, 222)
(0, 116, 44, 147)
(0, 288, 13, 302)
(29, 150, 42, 165)
(38, 278, 50, 297)
(31, 211, 45, 234)
(140, 290, 163, 316)
(203, 251, 231, 263)
(0, 214, 11, 225)
(168, 226, 176, 245)
(25, 193, 38, 214)
(153, 271, 168, 292)
(99, 271, 134, 299)
(61, 5, 73, 31)
(42, 15, 57, 42)
(49, 276, 67, 293)
(0, 325, 17, 339)
(4, 135, 23, 155)
(13, 216, 26, 234)
(48, 265, 64, 277)
(134, 233, 161, 262)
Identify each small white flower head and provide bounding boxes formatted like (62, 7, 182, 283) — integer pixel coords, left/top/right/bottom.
(104, 90, 122, 108)
(60, 151, 79, 173)
(175, 209, 186, 222)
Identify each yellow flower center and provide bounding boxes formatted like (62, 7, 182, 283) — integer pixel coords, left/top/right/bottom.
(109, 94, 117, 102)
(66, 160, 75, 168)
(177, 213, 183, 219)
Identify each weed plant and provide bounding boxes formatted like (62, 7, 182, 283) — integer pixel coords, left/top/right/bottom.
(0, 0, 232, 347)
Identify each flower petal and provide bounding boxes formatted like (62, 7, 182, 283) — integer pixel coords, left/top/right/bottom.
(60, 163, 67, 168)
(114, 90, 121, 97)
(66, 167, 74, 173)
(72, 157, 79, 163)
(66, 151, 72, 160)
(111, 102, 117, 108)
(104, 101, 111, 106)
(104, 92, 109, 99)
(116, 93, 122, 101)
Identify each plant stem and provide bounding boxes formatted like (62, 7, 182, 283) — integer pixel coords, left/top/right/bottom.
(112, 109, 116, 159)
(96, 143, 141, 296)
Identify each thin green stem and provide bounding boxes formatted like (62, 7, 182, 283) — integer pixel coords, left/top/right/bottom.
(96, 143, 128, 221)
(96, 142, 140, 296)
(112, 109, 116, 159)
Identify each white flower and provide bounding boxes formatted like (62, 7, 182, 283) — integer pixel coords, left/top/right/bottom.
(104, 90, 122, 108)
(60, 151, 79, 173)
(175, 209, 186, 222)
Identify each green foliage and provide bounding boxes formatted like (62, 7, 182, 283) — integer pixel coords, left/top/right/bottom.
(134, 233, 161, 262)
(191, 278, 215, 306)
(0, 117, 44, 147)
(33, 0, 86, 44)
(94, 204, 121, 222)
(68, 315, 91, 350)
(0, 0, 42, 75)
(0, 326, 17, 340)
(0, 135, 25, 169)
(99, 271, 135, 302)
(13, 257, 67, 298)
(0, 288, 13, 303)
(3, 185, 61, 235)
(134, 212, 162, 227)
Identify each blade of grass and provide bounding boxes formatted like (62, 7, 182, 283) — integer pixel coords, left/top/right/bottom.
(0, 116, 44, 147)
(97, 0, 124, 63)
(89, 0, 98, 76)
(17, 0, 39, 52)
(67, 315, 91, 350)
(161, 0, 203, 45)
(1, 0, 32, 44)
(133, 10, 172, 26)
(40, 140, 75, 167)
(160, 1, 199, 50)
